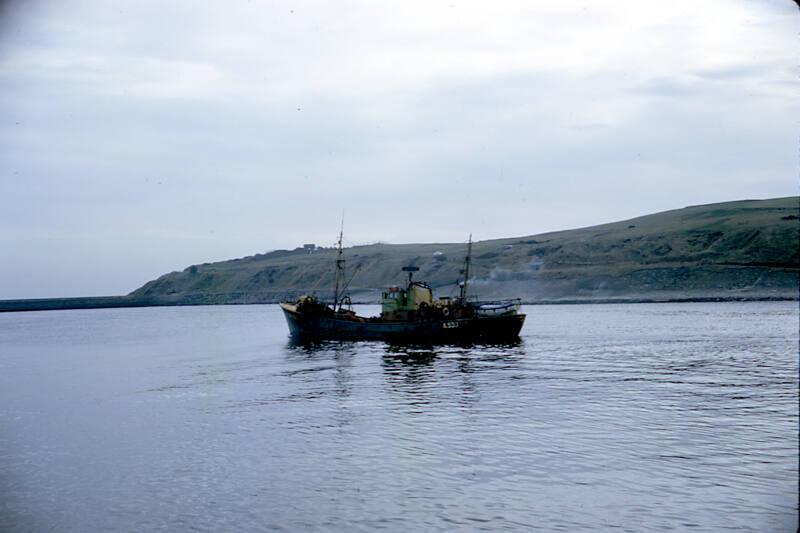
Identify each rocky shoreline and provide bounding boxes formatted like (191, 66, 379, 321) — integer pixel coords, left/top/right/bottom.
(2, 293, 796, 313)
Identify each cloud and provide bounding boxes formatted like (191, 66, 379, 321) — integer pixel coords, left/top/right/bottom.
(0, 0, 797, 298)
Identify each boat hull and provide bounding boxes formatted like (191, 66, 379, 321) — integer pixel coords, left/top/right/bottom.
(280, 303, 525, 343)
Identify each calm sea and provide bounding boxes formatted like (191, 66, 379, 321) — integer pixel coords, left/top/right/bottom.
(0, 302, 797, 532)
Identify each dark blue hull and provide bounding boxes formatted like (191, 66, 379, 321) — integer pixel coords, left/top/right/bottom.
(280, 304, 525, 342)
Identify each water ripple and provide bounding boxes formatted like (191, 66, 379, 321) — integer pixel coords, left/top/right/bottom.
(0, 302, 796, 531)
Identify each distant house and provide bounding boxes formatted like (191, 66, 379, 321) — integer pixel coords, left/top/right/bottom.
(303, 244, 316, 253)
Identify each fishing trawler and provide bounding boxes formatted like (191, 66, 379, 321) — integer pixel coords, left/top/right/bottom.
(279, 230, 526, 343)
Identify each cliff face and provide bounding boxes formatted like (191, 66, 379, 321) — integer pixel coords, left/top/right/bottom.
(130, 197, 799, 304)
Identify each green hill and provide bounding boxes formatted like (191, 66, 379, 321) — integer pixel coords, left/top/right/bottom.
(130, 197, 799, 304)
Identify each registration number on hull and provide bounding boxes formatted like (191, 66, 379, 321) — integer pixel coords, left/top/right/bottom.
(442, 321, 460, 329)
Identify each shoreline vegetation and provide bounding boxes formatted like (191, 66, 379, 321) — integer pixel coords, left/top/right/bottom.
(5, 197, 798, 313)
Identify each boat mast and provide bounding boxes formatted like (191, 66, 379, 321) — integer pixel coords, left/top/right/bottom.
(332, 218, 345, 311)
(460, 234, 472, 304)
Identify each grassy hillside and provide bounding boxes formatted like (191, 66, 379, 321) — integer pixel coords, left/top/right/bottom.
(130, 197, 799, 303)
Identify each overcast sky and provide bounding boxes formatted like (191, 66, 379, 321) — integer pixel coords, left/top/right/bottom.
(1, 0, 797, 298)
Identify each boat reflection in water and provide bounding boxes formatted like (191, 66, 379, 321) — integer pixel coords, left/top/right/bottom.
(284, 336, 527, 412)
